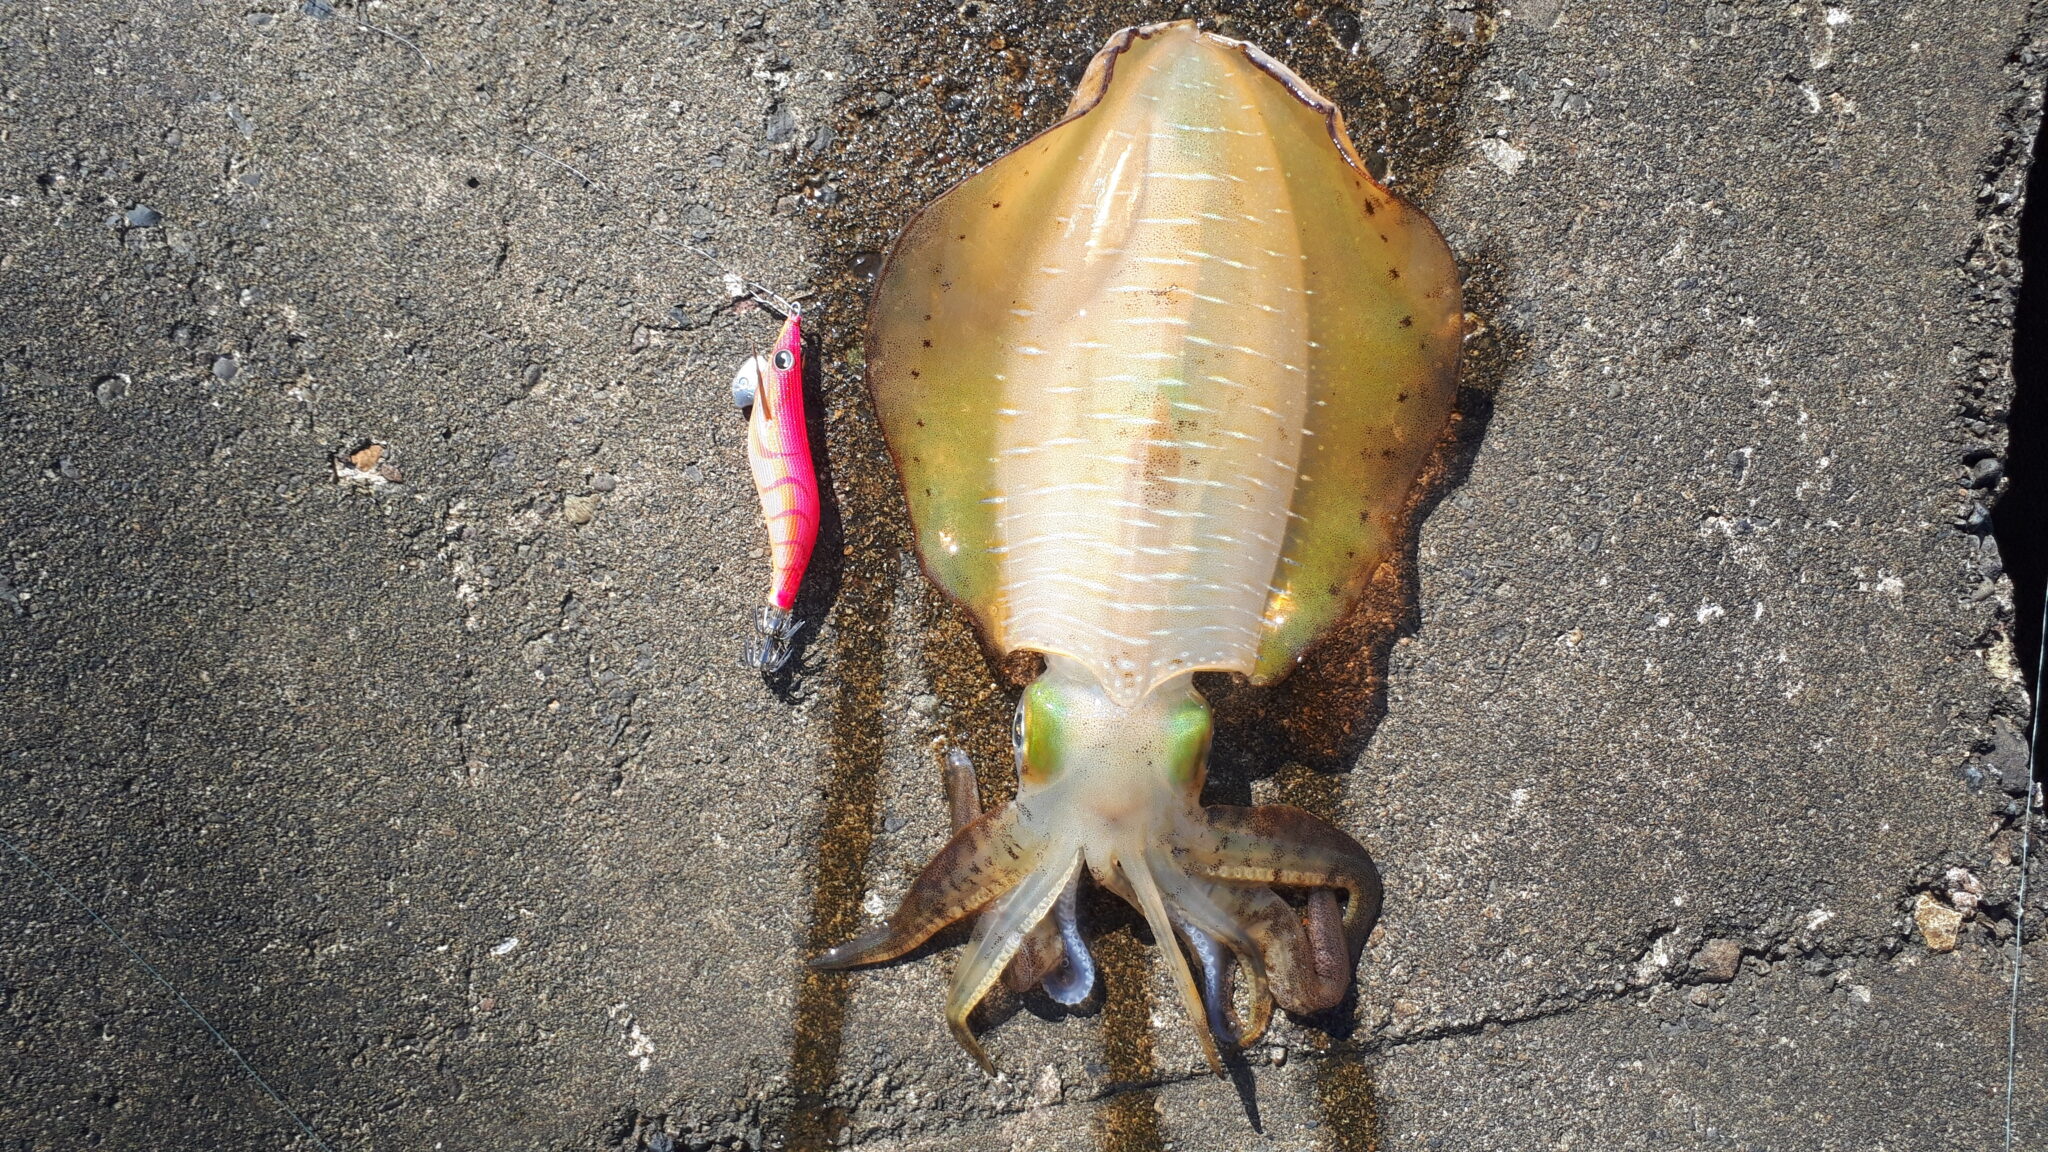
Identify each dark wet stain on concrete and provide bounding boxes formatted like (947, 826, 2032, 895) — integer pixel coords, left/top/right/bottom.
(915, 587, 1020, 815)
(1092, 925, 1167, 1152)
(780, 532, 895, 1152)
(1312, 1056, 1381, 1152)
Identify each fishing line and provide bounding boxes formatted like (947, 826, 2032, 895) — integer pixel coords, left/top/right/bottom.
(2007, 581, 2044, 1152)
(0, 828, 339, 1152)
(306, 0, 432, 73)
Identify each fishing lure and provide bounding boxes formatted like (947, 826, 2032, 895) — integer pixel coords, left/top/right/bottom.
(728, 309, 819, 672)
(814, 22, 1462, 1072)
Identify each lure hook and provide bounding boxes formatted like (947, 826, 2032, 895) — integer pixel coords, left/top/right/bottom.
(744, 606, 806, 673)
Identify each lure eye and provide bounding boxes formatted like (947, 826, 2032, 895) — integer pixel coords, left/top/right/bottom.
(773, 349, 796, 371)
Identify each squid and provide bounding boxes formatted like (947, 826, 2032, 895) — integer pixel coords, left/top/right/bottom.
(814, 21, 1462, 1073)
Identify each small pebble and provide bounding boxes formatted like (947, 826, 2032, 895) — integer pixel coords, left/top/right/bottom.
(212, 356, 239, 381)
(1967, 457, 2004, 488)
(93, 374, 130, 407)
(645, 1134, 675, 1152)
(589, 472, 617, 492)
(1690, 938, 1741, 983)
(1978, 537, 2005, 579)
(909, 694, 939, 716)
(1030, 1064, 1062, 1107)
(1325, 7, 1362, 48)
(683, 464, 705, 484)
(563, 495, 597, 526)
(1475, 138, 1526, 177)
(125, 205, 162, 228)
(1913, 893, 1962, 952)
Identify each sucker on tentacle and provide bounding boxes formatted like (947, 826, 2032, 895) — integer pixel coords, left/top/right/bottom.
(818, 20, 1460, 1074)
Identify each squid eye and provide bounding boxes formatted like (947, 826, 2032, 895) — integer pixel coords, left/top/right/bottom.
(772, 349, 796, 371)
(1011, 705, 1027, 765)
(1164, 696, 1213, 790)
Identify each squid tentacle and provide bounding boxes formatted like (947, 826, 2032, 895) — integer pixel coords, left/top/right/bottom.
(941, 746, 1081, 1001)
(1156, 862, 1275, 1047)
(1001, 916, 1067, 994)
(810, 805, 1034, 970)
(1039, 872, 1096, 1006)
(1177, 919, 1242, 1050)
(1196, 804, 1384, 959)
(943, 848, 1082, 1072)
(1204, 882, 1354, 1015)
(1124, 848, 1227, 1075)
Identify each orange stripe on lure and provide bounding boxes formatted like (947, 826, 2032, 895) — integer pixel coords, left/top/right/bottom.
(729, 310, 819, 672)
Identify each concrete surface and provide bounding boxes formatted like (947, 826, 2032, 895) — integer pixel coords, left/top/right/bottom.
(2, 1, 2044, 1150)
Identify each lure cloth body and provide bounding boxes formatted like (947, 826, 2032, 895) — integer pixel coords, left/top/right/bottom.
(730, 313, 817, 670)
(818, 21, 1462, 1073)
